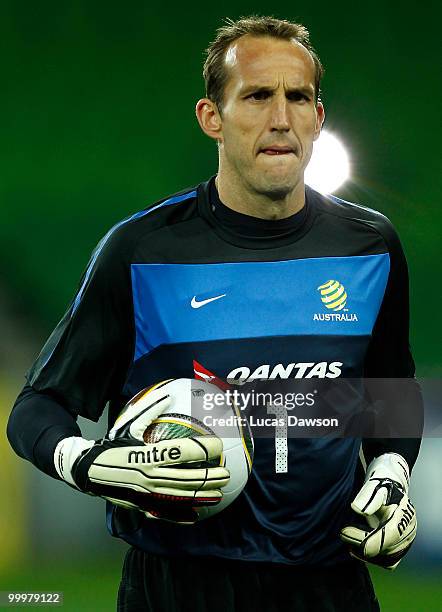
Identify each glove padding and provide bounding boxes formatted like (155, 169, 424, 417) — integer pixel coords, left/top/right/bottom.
(340, 453, 416, 570)
(56, 388, 230, 524)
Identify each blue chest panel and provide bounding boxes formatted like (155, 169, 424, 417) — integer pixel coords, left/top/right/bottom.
(131, 254, 390, 360)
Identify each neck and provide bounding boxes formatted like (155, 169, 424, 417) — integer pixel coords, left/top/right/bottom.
(215, 165, 305, 221)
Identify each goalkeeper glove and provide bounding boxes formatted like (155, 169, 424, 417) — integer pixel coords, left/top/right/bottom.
(340, 453, 416, 569)
(54, 390, 230, 524)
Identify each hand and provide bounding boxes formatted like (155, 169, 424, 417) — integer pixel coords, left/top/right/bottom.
(340, 453, 416, 569)
(54, 387, 230, 524)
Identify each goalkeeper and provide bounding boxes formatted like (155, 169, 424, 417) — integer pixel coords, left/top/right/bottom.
(7, 14, 423, 612)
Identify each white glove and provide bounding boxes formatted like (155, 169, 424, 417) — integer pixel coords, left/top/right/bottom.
(340, 453, 417, 569)
(54, 389, 230, 524)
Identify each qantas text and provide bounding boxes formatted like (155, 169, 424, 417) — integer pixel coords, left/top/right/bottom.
(227, 361, 343, 384)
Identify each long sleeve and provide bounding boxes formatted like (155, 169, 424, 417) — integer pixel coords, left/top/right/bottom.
(362, 222, 423, 470)
(7, 223, 135, 478)
(7, 384, 82, 479)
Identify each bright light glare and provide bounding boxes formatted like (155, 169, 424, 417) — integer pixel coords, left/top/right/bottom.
(305, 130, 350, 194)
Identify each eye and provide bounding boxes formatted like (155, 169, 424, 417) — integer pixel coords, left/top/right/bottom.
(247, 90, 271, 101)
(287, 91, 310, 102)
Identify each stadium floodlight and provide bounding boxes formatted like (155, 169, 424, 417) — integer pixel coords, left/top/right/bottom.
(305, 130, 350, 194)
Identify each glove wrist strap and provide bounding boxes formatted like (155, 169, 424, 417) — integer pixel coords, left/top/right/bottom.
(367, 452, 410, 491)
(54, 436, 95, 489)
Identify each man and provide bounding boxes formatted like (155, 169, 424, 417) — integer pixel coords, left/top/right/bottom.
(7, 15, 421, 612)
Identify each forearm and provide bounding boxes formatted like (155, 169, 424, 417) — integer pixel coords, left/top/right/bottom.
(362, 376, 423, 471)
(7, 384, 82, 479)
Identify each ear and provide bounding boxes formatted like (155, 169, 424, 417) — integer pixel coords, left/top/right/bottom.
(313, 101, 325, 141)
(195, 98, 223, 142)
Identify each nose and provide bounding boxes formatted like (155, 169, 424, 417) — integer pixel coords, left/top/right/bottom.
(269, 94, 290, 132)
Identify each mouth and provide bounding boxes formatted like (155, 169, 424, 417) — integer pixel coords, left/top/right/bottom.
(259, 146, 296, 156)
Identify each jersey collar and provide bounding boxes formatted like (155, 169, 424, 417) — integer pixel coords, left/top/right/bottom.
(197, 175, 316, 250)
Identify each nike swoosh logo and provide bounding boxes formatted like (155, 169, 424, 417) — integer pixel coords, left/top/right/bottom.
(191, 294, 226, 309)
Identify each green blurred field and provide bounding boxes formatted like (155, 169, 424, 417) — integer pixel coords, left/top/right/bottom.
(1, 559, 441, 611)
(370, 567, 442, 611)
(0, 557, 123, 611)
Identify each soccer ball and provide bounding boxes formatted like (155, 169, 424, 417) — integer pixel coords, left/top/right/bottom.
(123, 378, 254, 520)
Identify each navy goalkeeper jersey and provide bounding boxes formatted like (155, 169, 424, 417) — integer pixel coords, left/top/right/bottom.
(25, 176, 416, 566)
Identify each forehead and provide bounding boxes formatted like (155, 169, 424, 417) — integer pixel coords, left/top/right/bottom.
(224, 35, 316, 91)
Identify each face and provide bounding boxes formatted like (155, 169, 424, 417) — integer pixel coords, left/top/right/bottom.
(200, 36, 324, 198)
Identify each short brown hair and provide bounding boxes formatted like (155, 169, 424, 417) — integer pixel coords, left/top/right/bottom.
(203, 15, 324, 114)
